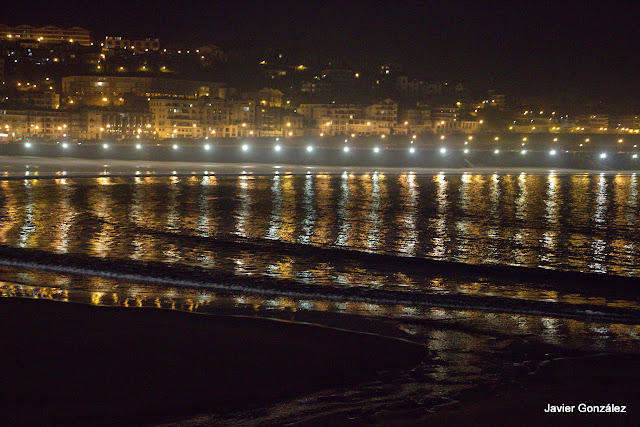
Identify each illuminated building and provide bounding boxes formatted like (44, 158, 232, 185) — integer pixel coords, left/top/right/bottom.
(280, 114, 304, 137)
(150, 98, 203, 138)
(228, 99, 256, 128)
(395, 108, 431, 134)
(256, 88, 283, 108)
(61, 76, 231, 106)
(0, 109, 67, 140)
(364, 99, 398, 125)
(200, 98, 231, 134)
(617, 115, 640, 132)
(0, 25, 91, 46)
(69, 111, 153, 140)
(298, 103, 361, 132)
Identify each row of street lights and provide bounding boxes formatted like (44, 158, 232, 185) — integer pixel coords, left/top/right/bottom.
(20, 141, 640, 160)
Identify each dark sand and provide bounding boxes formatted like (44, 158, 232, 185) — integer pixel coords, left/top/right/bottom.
(4, 298, 640, 426)
(0, 298, 428, 425)
(384, 354, 640, 426)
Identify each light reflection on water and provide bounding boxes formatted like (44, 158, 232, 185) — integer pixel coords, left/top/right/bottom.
(3, 171, 640, 422)
(4, 253, 640, 423)
(0, 173, 639, 279)
(3, 277, 640, 355)
(1, 173, 640, 349)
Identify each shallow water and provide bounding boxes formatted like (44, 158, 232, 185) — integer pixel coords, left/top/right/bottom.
(1, 172, 639, 275)
(1, 165, 640, 423)
(1, 171, 640, 338)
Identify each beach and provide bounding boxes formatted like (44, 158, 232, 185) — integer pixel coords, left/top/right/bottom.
(1, 155, 638, 178)
(411, 353, 640, 426)
(0, 297, 428, 425)
(2, 297, 640, 425)
(1, 163, 640, 425)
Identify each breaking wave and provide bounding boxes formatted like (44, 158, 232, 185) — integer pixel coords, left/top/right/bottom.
(0, 244, 639, 325)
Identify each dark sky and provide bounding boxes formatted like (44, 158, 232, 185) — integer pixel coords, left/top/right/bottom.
(5, 0, 640, 104)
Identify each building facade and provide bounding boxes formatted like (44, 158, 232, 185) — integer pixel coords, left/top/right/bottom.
(150, 98, 202, 138)
(105, 37, 161, 51)
(62, 76, 230, 106)
(0, 25, 91, 45)
(19, 91, 61, 110)
(0, 109, 68, 140)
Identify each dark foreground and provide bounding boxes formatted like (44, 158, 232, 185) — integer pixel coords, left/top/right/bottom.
(2, 298, 640, 426)
(0, 298, 428, 425)
(409, 353, 640, 427)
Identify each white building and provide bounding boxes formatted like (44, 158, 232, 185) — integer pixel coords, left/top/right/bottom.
(149, 99, 203, 138)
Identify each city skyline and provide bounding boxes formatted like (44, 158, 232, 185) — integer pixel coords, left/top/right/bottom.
(3, 2, 640, 424)
(3, 0, 639, 105)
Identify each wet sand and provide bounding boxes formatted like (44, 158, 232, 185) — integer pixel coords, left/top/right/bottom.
(0, 155, 635, 177)
(0, 298, 428, 425)
(2, 300, 640, 425)
(386, 354, 640, 426)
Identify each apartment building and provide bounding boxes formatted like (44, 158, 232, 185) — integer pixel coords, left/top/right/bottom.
(150, 99, 202, 138)
(19, 91, 61, 110)
(105, 37, 161, 51)
(0, 109, 68, 140)
(0, 25, 91, 45)
(62, 76, 230, 106)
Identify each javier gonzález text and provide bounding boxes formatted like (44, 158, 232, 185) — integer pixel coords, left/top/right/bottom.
(545, 403, 627, 413)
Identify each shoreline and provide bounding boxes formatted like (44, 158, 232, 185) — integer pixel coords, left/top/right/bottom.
(405, 353, 640, 426)
(0, 155, 639, 178)
(2, 296, 640, 425)
(0, 297, 428, 425)
(2, 244, 640, 325)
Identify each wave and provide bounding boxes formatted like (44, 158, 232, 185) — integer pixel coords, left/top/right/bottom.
(114, 221, 640, 288)
(0, 244, 639, 325)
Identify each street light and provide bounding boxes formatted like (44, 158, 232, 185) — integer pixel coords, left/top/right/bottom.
(204, 144, 211, 150)
(343, 146, 350, 153)
(173, 144, 179, 150)
(242, 144, 249, 152)
(24, 142, 31, 148)
(373, 147, 380, 153)
(409, 147, 415, 154)
(136, 144, 142, 150)
(550, 150, 556, 156)
(600, 153, 607, 159)
(274, 145, 282, 152)
(306, 145, 313, 153)
(103, 143, 109, 149)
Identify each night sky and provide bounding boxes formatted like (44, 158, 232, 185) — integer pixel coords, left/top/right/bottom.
(5, 0, 640, 105)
